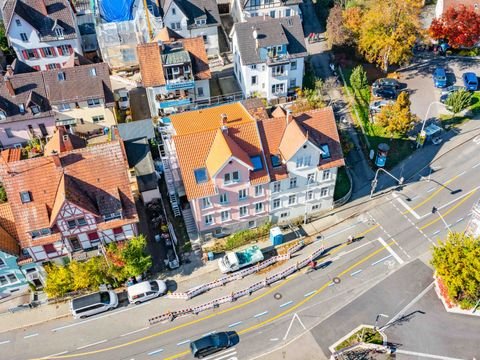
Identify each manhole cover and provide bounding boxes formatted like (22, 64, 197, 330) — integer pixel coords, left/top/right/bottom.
(332, 277, 341, 284)
(274, 293, 282, 300)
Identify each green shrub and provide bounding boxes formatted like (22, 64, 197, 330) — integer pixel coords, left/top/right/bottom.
(224, 222, 272, 251)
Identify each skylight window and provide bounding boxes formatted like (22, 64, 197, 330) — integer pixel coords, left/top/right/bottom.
(194, 168, 208, 183)
(57, 72, 65, 81)
(20, 191, 31, 203)
(250, 155, 263, 171)
(271, 155, 282, 168)
(320, 144, 331, 159)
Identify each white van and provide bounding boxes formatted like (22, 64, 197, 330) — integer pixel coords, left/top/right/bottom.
(127, 280, 167, 305)
(117, 89, 130, 110)
(71, 291, 118, 319)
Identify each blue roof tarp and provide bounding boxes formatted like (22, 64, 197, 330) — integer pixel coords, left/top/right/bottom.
(99, 0, 135, 22)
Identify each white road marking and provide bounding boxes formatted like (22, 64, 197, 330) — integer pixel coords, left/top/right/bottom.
(328, 282, 335, 287)
(434, 185, 480, 213)
(203, 348, 237, 360)
(377, 237, 404, 264)
(432, 230, 440, 236)
(395, 349, 463, 360)
(458, 170, 467, 177)
(76, 339, 107, 350)
(270, 338, 279, 341)
(283, 313, 306, 340)
(473, 162, 480, 169)
(324, 222, 362, 240)
(120, 327, 149, 337)
(473, 135, 480, 144)
(202, 331, 216, 337)
(51, 303, 146, 332)
(40, 351, 69, 358)
(304, 290, 317, 297)
(279, 300, 293, 308)
(176, 339, 191, 346)
(427, 187, 436, 193)
(228, 321, 242, 328)
(0, 340, 11, 345)
(24, 333, 39, 339)
(147, 348, 164, 356)
(392, 193, 421, 219)
(350, 269, 362, 276)
(371, 254, 393, 266)
(254, 311, 268, 318)
(455, 217, 464, 223)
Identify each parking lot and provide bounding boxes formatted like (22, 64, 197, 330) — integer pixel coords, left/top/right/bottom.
(397, 56, 480, 120)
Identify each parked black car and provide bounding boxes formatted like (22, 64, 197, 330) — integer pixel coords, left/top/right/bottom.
(372, 78, 401, 89)
(190, 331, 239, 358)
(372, 86, 397, 99)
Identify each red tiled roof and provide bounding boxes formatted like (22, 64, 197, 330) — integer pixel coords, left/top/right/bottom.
(0, 202, 19, 255)
(182, 37, 211, 81)
(0, 141, 138, 249)
(44, 126, 86, 155)
(137, 42, 166, 87)
(0, 148, 22, 163)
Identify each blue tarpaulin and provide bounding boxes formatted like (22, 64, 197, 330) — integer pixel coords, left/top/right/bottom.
(99, 0, 135, 22)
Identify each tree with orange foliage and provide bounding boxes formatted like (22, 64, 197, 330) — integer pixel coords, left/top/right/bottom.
(429, 5, 480, 48)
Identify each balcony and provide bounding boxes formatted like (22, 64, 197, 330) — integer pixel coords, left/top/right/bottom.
(266, 53, 291, 65)
(272, 70, 288, 78)
(165, 77, 195, 91)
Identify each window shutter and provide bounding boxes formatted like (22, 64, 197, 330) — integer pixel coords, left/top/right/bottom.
(55, 63, 61, 69)
(40, 48, 45, 57)
(51, 47, 57, 56)
(57, 46, 63, 56)
(22, 50, 28, 60)
(33, 65, 40, 71)
(33, 49, 39, 58)
(68, 45, 73, 55)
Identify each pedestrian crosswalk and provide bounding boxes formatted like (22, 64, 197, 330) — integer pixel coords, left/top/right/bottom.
(202, 347, 238, 360)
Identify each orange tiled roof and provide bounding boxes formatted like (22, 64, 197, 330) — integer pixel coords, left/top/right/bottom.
(0, 141, 138, 249)
(182, 37, 211, 81)
(272, 106, 286, 118)
(172, 103, 270, 199)
(259, 107, 345, 180)
(0, 148, 22, 163)
(0, 202, 19, 255)
(44, 127, 86, 156)
(278, 119, 308, 161)
(137, 42, 166, 87)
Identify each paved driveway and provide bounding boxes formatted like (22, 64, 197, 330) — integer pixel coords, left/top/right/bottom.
(398, 56, 480, 120)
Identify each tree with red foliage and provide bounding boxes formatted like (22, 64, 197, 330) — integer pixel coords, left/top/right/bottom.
(429, 5, 480, 48)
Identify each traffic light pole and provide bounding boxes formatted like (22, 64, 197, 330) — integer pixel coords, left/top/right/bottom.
(370, 168, 404, 198)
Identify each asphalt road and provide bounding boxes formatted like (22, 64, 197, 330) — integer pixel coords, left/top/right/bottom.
(0, 127, 477, 360)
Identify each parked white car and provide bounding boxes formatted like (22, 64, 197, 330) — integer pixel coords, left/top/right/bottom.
(369, 100, 393, 114)
(127, 280, 167, 305)
(117, 89, 130, 110)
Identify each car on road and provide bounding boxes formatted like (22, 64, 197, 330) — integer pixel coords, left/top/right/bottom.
(433, 68, 448, 88)
(441, 85, 464, 95)
(369, 100, 393, 114)
(70, 291, 119, 319)
(372, 78, 401, 89)
(190, 331, 239, 358)
(462, 72, 478, 91)
(372, 86, 397, 99)
(127, 280, 167, 305)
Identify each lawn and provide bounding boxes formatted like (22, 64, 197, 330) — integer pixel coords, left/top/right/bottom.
(439, 91, 480, 127)
(334, 327, 383, 351)
(342, 67, 414, 170)
(334, 166, 351, 200)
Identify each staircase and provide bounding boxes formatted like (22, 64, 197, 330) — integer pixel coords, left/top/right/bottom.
(181, 207, 200, 246)
(158, 128, 181, 217)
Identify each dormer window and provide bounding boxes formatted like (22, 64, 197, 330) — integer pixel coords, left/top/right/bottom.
(89, 68, 97, 77)
(104, 211, 122, 221)
(57, 72, 65, 81)
(18, 104, 25, 114)
(55, 27, 64, 38)
(172, 67, 180, 75)
(195, 19, 206, 26)
(0, 110, 6, 120)
(31, 105, 40, 114)
(320, 144, 331, 159)
(31, 228, 50, 239)
(20, 191, 31, 203)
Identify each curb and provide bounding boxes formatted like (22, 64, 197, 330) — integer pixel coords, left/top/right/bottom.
(0, 313, 70, 335)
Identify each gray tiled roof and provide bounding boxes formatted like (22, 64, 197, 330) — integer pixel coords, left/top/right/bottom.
(162, 0, 220, 27)
(233, 15, 307, 65)
(162, 48, 191, 65)
(124, 138, 158, 192)
(117, 119, 155, 141)
(2, 0, 78, 42)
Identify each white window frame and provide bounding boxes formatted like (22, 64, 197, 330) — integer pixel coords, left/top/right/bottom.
(58, 103, 70, 111)
(288, 195, 296, 205)
(254, 185, 264, 197)
(20, 33, 28, 42)
(0, 258, 6, 268)
(87, 98, 101, 107)
(254, 202, 264, 214)
(220, 210, 230, 222)
(322, 169, 331, 181)
(289, 177, 297, 189)
(219, 193, 228, 204)
(272, 198, 281, 209)
(273, 181, 281, 193)
(204, 214, 214, 225)
(239, 205, 248, 217)
(306, 190, 314, 201)
(238, 189, 247, 200)
(321, 187, 329, 197)
(201, 197, 212, 209)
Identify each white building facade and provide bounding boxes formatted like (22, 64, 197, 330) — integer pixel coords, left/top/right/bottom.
(231, 0, 302, 23)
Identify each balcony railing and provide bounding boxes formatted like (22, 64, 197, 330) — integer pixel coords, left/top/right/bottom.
(266, 53, 290, 65)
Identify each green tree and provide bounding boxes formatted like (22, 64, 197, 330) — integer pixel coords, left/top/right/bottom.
(0, 23, 10, 53)
(121, 235, 152, 277)
(445, 89, 472, 115)
(0, 184, 7, 203)
(44, 263, 73, 298)
(376, 91, 413, 135)
(349, 65, 368, 91)
(355, 0, 423, 72)
(431, 233, 480, 309)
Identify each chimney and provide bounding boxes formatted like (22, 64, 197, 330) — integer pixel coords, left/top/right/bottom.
(4, 76, 15, 96)
(51, 153, 62, 168)
(286, 109, 292, 125)
(5, 65, 13, 77)
(220, 113, 228, 133)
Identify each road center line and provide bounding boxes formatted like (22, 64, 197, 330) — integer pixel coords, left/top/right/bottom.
(435, 186, 480, 213)
(377, 237, 404, 264)
(279, 300, 293, 308)
(24, 333, 39, 339)
(0, 340, 11, 345)
(228, 321, 242, 328)
(350, 269, 362, 276)
(176, 339, 191, 346)
(304, 290, 316, 297)
(254, 311, 268, 318)
(76, 340, 107, 350)
(393, 193, 421, 219)
(120, 327, 149, 337)
(147, 348, 164, 356)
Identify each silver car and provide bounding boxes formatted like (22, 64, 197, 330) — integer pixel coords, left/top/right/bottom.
(369, 100, 393, 114)
(71, 291, 118, 319)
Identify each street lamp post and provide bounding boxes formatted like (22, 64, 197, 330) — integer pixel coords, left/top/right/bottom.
(373, 313, 389, 331)
(370, 168, 404, 198)
(432, 206, 452, 232)
(417, 101, 444, 149)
